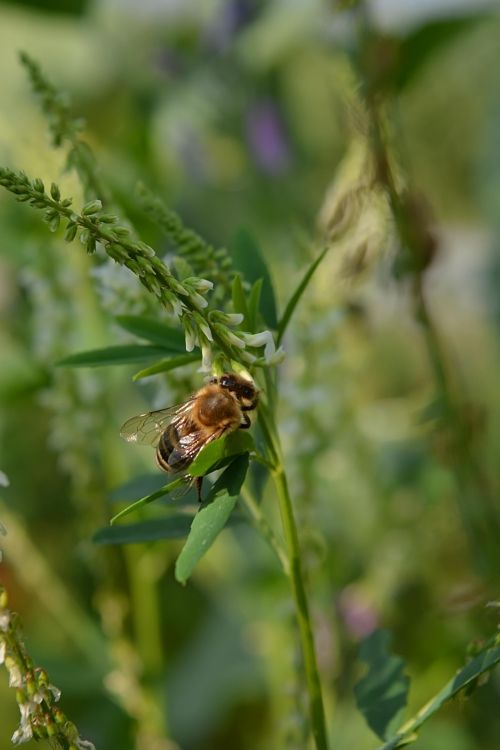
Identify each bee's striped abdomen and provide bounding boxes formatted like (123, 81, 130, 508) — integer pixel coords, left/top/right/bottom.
(156, 424, 178, 473)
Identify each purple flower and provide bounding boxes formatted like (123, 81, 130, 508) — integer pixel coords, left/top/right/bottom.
(338, 586, 378, 640)
(246, 100, 291, 175)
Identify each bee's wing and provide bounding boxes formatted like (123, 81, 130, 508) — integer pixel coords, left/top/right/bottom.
(120, 399, 195, 447)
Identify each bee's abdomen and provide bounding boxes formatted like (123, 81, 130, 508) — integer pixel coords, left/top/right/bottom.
(157, 425, 178, 473)
(156, 424, 192, 473)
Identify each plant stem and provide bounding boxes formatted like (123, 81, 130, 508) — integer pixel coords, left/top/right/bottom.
(272, 466, 329, 750)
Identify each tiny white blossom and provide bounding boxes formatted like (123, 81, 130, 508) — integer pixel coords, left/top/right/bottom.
(189, 292, 209, 310)
(0, 470, 9, 487)
(48, 683, 62, 702)
(76, 739, 97, 750)
(198, 345, 213, 373)
(12, 702, 33, 744)
(242, 330, 276, 359)
(0, 612, 9, 632)
(221, 329, 246, 349)
(183, 319, 199, 352)
(224, 313, 244, 327)
(265, 346, 286, 365)
(240, 350, 257, 364)
(0, 639, 6, 664)
(165, 292, 185, 319)
(193, 314, 214, 343)
(188, 278, 213, 293)
(8, 662, 23, 688)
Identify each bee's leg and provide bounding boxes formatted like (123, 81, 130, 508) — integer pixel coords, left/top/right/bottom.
(194, 476, 204, 503)
(239, 412, 251, 430)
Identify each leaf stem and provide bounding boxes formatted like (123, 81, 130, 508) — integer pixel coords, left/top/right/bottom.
(272, 466, 329, 750)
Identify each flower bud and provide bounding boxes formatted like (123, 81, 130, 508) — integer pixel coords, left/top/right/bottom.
(184, 277, 213, 294)
(192, 313, 213, 343)
(213, 324, 245, 349)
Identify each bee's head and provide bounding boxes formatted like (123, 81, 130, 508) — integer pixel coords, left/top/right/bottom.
(215, 373, 259, 411)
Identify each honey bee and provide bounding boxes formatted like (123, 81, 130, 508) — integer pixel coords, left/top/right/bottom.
(120, 373, 259, 500)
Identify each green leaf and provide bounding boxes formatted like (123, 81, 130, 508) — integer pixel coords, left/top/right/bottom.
(57, 345, 170, 367)
(230, 228, 277, 328)
(108, 473, 170, 503)
(93, 515, 193, 545)
(133, 353, 198, 380)
(115, 315, 186, 351)
(376, 639, 500, 750)
(175, 454, 249, 584)
(393, 16, 487, 93)
(277, 246, 328, 345)
(110, 478, 185, 524)
(188, 431, 255, 477)
(355, 630, 410, 742)
(231, 273, 249, 323)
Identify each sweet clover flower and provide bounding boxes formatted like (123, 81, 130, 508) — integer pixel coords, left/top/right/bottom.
(0, 586, 95, 749)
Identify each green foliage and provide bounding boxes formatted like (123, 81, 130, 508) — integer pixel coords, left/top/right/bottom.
(355, 630, 410, 741)
(175, 454, 250, 585)
(137, 183, 234, 296)
(277, 245, 329, 345)
(2, 7, 500, 750)
(109, 479, 186, 525)
(187, 431, 255, 477)
(231, 228, 278, 329)
(57, 344, 171, 367)
(375, 635, 500, 750)
(115, 315, 186, 350)
(391, 16, 488, 93)
(132, 353, 199, 380)
(93, 515, 193, 545)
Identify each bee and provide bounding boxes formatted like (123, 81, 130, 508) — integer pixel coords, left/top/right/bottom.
(120, 372, 259, 500)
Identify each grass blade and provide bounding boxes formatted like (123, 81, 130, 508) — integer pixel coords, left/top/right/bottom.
(115, 315, 186, 351)
(57, 344, 170, 367)
(133, 353, 198, 380)
(277, 246, 328, 345)
(93, 515, 193, 544)
(110, 478, 185, 524)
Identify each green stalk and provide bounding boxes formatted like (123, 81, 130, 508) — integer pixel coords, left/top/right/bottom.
(272, 466, 329, 750)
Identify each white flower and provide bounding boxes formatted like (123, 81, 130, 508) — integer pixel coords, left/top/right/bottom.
(0, 611, 9, 632)
(198, 345, 213, 373)
(219, 328, 246, 349)
(0, 470, 9, 487)
(193, 314, 213, 343)
(11, 702, 33, 745)
(265, 345, 286, 365)
(165, 292, 185, 319)
(0, 639, 6, 664)
(32, 683, 61, 704)
(76, 739, 96, 750)
(209, 311, 244, 327)
(240, 350, 257, 364)
(183, 317, 199, 352)
(189, 291, 209, 310)
(242, 330, 275, 359)
(223, 313, 244, 327)
(187, 278, 213, 293)
(8, 662, 23, 688)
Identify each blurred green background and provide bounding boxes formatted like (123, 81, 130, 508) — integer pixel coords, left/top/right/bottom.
(1, 1, 500, 749)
